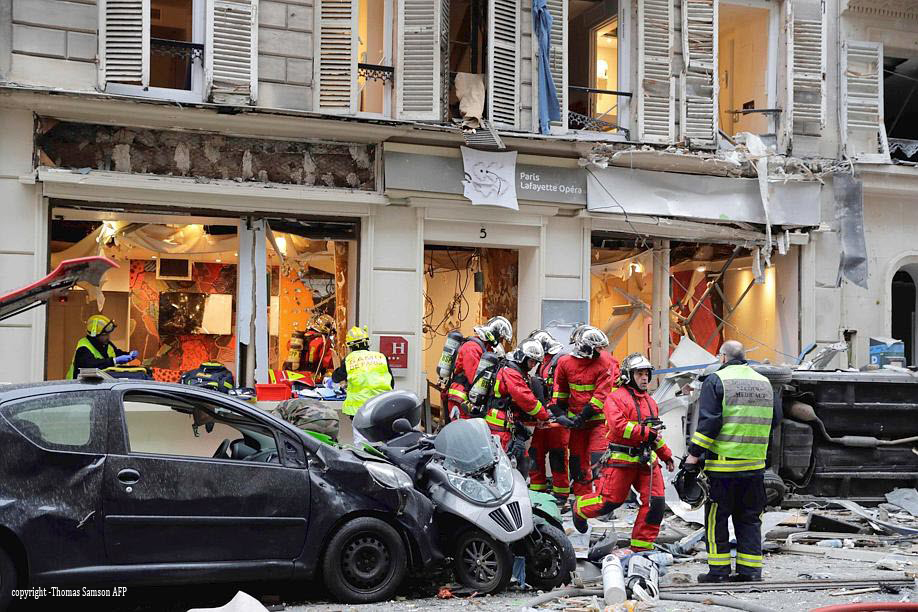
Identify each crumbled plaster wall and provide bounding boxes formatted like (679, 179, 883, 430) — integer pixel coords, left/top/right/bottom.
(36, 119, 376, 189)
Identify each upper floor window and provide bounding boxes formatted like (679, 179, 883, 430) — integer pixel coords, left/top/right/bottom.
(99, 0, 258, 105)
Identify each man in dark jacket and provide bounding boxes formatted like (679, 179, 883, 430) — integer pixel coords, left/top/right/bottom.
(684, 340, 778, 584)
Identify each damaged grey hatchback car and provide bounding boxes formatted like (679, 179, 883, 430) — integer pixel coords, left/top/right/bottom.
(0, 377, 443, 609)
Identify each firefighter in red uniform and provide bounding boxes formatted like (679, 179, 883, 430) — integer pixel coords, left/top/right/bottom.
(552, 327, 617, 500)
(446, 316, 513, 420)
(573, 353, 676, 548)
(527, 330, 571, 505)
(303, 314, 336, 377)
(485, 339, 550, 473)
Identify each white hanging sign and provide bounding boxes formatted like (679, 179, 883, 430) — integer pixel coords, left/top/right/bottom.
(460, 146, 519, 210)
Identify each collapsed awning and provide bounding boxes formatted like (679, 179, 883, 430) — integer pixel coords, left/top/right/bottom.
(586, 165, 822, 227)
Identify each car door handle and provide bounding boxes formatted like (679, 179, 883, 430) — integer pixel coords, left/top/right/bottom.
(117, 468, 140, 485)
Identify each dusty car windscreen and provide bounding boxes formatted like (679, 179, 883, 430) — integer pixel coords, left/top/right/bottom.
(434, 418, 499, 474)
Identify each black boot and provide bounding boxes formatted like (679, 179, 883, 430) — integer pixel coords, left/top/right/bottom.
(730, 573, 763, 583)
(696, 572, 731, 584)
(572, 512, 589, 534)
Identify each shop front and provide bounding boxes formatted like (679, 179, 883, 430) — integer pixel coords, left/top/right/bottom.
(383, 143, 815, 419)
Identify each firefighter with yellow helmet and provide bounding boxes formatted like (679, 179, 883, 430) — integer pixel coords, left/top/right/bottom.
(66, 314, 137, 379)
(332, 326, 395, 444)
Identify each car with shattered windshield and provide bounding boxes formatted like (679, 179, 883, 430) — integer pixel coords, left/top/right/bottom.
(0, 258, 442, 609)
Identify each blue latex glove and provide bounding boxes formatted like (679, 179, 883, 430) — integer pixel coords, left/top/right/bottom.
(114, 354, 133, 365)
(129, 350, 139, 360)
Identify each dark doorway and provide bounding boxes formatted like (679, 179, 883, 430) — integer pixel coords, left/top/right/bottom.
(892, 270, 915, 365)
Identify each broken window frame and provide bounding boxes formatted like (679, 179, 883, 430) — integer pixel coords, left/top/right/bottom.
(101, 0, 207, 104)
(715, 0, 781, 143)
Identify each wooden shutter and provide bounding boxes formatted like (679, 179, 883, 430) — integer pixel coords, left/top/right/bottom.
(637, 0, 675, 143)
(98, 0, 150, 87)
(314, 0, 358, 114)
(488, 0, 521, 130)
(680, 0, 718, 147)
(546, 0, 568, 130)
(790, 2, 826, 135)
(397, 0, 446, 120)
(841, 40, 890, 162)
(206, 0, 258, 104)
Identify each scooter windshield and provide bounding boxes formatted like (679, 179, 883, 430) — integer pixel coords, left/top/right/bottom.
(435, 418, 500, 475)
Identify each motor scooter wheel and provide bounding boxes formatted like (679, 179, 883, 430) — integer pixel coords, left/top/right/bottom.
(524, 521, 576, 590)
(321, 516, 407, 603)
(452, 528, 513, 594)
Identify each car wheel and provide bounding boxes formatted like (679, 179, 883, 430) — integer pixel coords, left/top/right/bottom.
(452, 528, 513, 595)
(322, 517, 407, 604)
(752, 364, 793, 385)
(524, 521, 575, 590)
(0, 547, 16, 611)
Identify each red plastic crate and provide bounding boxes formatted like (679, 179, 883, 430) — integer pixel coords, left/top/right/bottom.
(255, 383, 291, 401)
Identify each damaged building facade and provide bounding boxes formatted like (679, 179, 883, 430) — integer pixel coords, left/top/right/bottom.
(0, 0, 914, 399)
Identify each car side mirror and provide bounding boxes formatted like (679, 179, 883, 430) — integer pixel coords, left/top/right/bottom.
(392, 418, 412, 434)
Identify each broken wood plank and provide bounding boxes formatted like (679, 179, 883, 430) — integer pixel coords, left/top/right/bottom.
(782, 543, 918, 563)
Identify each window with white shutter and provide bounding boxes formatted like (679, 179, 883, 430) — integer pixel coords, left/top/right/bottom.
(396, 0, 446, 120)
(99, 0, 150, 88)
(841, 40, 891, 163)
(205, 0, 258, 104)
(637, 0, 675, 143)
(546, 0, 568, 131)
(488, 0, 521, 130)
(790, 2, 825, 136)
(314, 0, 359, 114)
(681, 0, 718, 147)
(100, 0, 255, 106)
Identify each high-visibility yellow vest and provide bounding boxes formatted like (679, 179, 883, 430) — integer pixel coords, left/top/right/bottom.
(66, 337, 116, 379)
(342, 350, 392, 416)
(692, 365, 774, 474)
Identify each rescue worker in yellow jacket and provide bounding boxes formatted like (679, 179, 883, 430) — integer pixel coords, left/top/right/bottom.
(66, 314, 137, 379)
(332, 326, 395, 444)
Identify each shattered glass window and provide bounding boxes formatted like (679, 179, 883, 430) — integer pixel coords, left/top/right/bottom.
(4, 392, 103, 452)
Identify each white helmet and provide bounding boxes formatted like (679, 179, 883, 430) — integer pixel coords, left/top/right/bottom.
(508, 338, 545, 365)
(619, 352, 654, 386)
(475, 316, 513, 346)
(573, 326, 609, 358)
(529, 329, 563, 355)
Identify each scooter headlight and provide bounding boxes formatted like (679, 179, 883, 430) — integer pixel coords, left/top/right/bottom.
(447, 471, 497, 502)
(366, 462, 414, 490)
(494, 455, 514, 496)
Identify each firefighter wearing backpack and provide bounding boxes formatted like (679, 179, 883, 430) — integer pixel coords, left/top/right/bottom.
(527, 329, 571, 505)
(552, 326, 617, 499)
(573, 353, 676, 547)
(446, 316, 513, 420)
(485, 338, 551, 473)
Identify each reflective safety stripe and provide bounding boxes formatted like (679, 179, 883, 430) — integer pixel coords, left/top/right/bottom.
(608, 450, 657, 464)
(590, 396, 604, 409)
(553, 391, 570, 399)
(575, 495, 603, 518)
(707, 502, 721, 561)
(706, 457, 766, 472)
(448, 388, 468, 399)
(569, 383, 596, 391)
(654, 436, 666, 449)
(691, 431, 715, 450)
(552, 485, 570, 494)
(269, 370, 277, 383)
(524, 400, 544, 417)
(630, 539, 653, 550)
(485, 410, 506, 428)
(736, 558, 763, 568)
(737, 553, 763, 561)
(623, 421, 638, 439)
(529, 483, 548, 491)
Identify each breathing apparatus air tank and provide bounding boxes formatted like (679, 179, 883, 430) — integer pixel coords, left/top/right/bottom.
(467, 351, 502, 408)
(436, 330, 465, 385)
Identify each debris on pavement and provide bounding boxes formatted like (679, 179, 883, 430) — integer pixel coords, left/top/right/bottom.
(187, 591, 270, 612)
(886, 488, 918, 518)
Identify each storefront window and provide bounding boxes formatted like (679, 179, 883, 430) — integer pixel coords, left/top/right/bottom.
(47, 216, 239, 382)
